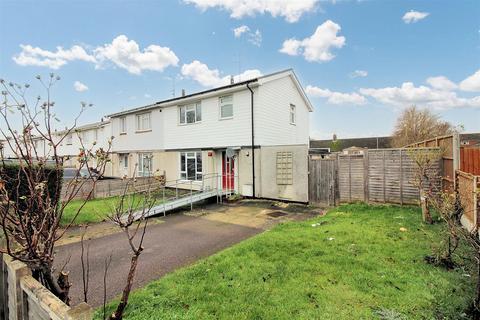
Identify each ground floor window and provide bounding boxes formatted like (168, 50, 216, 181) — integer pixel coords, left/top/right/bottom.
(180, 151, 202, 181)
(119, 153, 129, 170)
(138, 153, 153, 176)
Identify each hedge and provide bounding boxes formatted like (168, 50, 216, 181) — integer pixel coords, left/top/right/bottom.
(0, 162, 64, 211)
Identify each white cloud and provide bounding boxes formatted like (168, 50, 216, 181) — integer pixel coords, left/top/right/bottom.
(359, 82, 480, 109)
(459, 69, 480, 92)
(144, 93, 152, 98)
(73, 81, 88, 92)
(233, 25, 250, 38)
(13, 35, 179, 75)
(305, 85, 367, 105)
(13, 44, 95, 69)
(181, 60, 261, 87)
(184, 0, 318, 23)
(402, 10, 429, 24)
(248, 29, 262, 46)
(94, 35, 179, 75)
(425, 76, 457, 91)
(349, 70, 368, 78)
(280, 20, 345, 62)
(233, 26, 262, 46)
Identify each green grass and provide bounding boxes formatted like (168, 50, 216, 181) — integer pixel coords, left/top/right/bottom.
(62, 188, 185, 226)
(96, 204, 475, 319)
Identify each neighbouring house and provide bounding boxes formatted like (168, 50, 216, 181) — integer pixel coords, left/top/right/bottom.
(1, 120, 112, 173)
(108, 69, 313, 202)
(56, 120, 112, 169)
(310, 135, 393, 152)
(342, 146, 367, 155)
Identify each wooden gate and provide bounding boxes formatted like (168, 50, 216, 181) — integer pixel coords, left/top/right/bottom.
(308, 158, 337, 206)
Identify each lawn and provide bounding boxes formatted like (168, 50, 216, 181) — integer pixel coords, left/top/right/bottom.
(97, 204, 475, 320)
(61, 188, 186, 226)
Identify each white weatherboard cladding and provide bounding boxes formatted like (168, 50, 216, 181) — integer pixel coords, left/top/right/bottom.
(255, 76, 310, 146)
(111, 109, 164, 152)
(163, 89, 252, 150)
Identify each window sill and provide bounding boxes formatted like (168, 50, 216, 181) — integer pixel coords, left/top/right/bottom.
(219, 117, 233, 121)
(290, 122, 296, 126)
(178, 179, 203, 184)
(135, 129, 152, 133)
(178, 121, 202, 126)
(119, 132, 127, 136)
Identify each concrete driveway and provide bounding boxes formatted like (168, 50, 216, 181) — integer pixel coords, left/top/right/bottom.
(55, 208, 262, 307)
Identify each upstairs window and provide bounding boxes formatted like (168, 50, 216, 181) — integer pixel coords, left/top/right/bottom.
(136, 112, 151, 131)
(179, 102, 201, 124)
(219, 95, 233, 119)
(180, 151, 202, 181)
(290, 104, 296, 125)
(120, 116, 127, 134)
(66, 134, 73, 145)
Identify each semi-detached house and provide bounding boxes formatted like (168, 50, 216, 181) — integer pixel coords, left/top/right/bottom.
(108, 69, 313, 203)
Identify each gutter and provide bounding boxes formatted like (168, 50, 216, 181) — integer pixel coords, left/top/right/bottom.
(246, 83, 256, 198)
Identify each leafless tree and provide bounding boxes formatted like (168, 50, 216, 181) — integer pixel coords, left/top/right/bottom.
(106, 167, 157, 320)
(407, 148, 443, 224)
(0, 74, 112, 303)
(392, 105, 455, 147)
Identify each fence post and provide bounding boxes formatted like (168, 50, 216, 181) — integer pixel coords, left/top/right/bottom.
(383, 150, 386, 203)
(3, 255, 31, 320)
(364, 151, 369, 203)
(190, 180, 193, 211)
(453, 133, 461, 190)
(348, 155, 352, 203)
(474, 175, 478, 228)
(399, 149, 404, 205)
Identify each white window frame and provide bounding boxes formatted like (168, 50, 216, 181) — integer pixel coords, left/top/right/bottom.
(179, 151, 202, 181)
(135, 112, 151, 132)
(179, 102, 202, 125)
(290, 104, 296, 125)
(120, 154, 129, 170)
(138, 153, 153, 177)
(120, 116, 127, 134)
(219, 95, 233, 120)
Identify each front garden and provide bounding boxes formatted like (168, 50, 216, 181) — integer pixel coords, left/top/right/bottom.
(98, 204, 475, 319)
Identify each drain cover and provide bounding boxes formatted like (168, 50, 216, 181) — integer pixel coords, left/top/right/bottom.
(267, 211, 288, 218)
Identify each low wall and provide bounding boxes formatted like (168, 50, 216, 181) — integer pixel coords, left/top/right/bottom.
(0, 254, 92, 320)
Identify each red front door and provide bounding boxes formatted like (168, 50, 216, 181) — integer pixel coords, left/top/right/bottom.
(222, 151, 235, 190)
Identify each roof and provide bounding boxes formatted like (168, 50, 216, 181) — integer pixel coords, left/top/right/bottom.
(108, 69, 313, 118)
(310, 136, 393, 150)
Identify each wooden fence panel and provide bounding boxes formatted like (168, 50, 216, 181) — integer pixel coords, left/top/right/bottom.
(308, 158, 337, 206)
(338, 155, 365, 203)
(461, 147, 480, 176)
(308, 148, 441, 206)
(456, 171, 479, 230)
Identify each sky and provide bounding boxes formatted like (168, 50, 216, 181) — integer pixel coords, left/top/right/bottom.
(0, 0, 479, 140)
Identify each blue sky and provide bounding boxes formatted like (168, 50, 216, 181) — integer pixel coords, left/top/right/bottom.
(1, 0, 479, 139)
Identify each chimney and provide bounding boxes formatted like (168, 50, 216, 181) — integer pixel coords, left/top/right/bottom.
(230, 75, 234, 85)
(181, 89, 186, 97)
